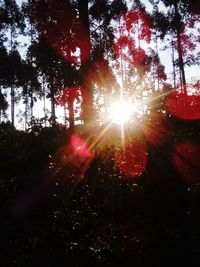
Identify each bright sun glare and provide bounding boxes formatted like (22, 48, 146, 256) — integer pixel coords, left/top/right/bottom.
(110, 101, 136, 124)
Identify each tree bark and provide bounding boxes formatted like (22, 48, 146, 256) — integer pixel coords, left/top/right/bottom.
(171, 37, 177, 89)
(11, 85, 15, 127)
(68, 98, 74, 133)
(78, 0, 94, 125)
(174, 3, 187, 95)
(50, 86, 56, 125)
(10, 24, 15, 127)
(42, 78, 47, 127)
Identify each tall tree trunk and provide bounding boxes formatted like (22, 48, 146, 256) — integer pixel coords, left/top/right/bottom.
(64, 102, 67, 128)
(65, 47, 75, 130)
(42, 78, 47, 127)
(50, 89, 56, 125)
(155, 33, 160, 91)
(30, 91, 34, 120)
(24, 93, 28, 130)
(10, 25, 15, 127)
(174, 3, 187, 95)
(171, 37, 177, 89)
(119, 18, 124, 98)
(49, 76, 56, 125)
(0, 85, 2, 123)
(78, 0, 94, 125)
(68, 98, 74, 133)
(11, 85, 15, 127)
(154, 4, 159, 91)
(30, 23, 34, 123)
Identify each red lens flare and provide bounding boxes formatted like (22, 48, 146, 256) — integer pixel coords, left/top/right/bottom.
(172, 143, 200, 186)
(124, 10, 151, 43)
(114, 9, 151, 68)
(70, 135, 92, 158)
(167, 91, 200, 120)
(49, 135, 93, 182)
(115, 141, 148, 178)
(55, 87, 79, 107)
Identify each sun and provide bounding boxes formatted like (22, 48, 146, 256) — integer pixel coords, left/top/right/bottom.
(109, 101, 136, 124)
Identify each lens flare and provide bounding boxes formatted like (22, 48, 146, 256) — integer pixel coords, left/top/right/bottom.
(114, 9, 151, 68)
(70, 135, 91, 157)
(167, 91, 200, 120)
(115, 141, 148, 178)
(110, 101, 136, 125)
(49, 135, 93, 182)
(172, 142, 200, 186)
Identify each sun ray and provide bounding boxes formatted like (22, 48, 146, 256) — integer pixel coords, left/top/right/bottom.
(89, 121, 114, 150)
(120, 123, 125, 148)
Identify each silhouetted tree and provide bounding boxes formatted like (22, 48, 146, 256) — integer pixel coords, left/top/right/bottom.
(150, 0, 200, 94)
(0, 44, 8, 122)
(0, 0, 24, 126)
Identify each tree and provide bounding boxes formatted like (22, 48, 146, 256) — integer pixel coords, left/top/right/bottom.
(150, 0, 200, 95)
(113, 0, 153, 103)
(25, 0, 80, 126)
(56, 86, 80, 131)
(21, 0, 41, 127)
(0, 91, 8, 123)
(0, 0, 24, 126)
(77, 0, 95, 125)
(89, 0, 127, 121)
(0, 44, 8, 122)
(7, 49, 23, 127)
(29, 36, 79, 126)
(20, 57, 41, 130)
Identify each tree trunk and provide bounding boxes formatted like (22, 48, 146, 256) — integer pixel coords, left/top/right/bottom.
(177, 29, 186, 94)
(78, 0, 94, 125)
(11, 85, 15, 127)
(68, 98, 74, 133)
(64, 103, 67, 128)
(0, 86, 2, 123)
(30, 23, 34, 123)
(50, 86, 56, 125)
(24, 93, 28, 130)
(171, 37, 177, 89)
(10, 24, 15, 127)
(155, 35, 160, 91)
(42, 78, 47, 127)
(174, 3, 187, 95)
(30, 91, 33, 121)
